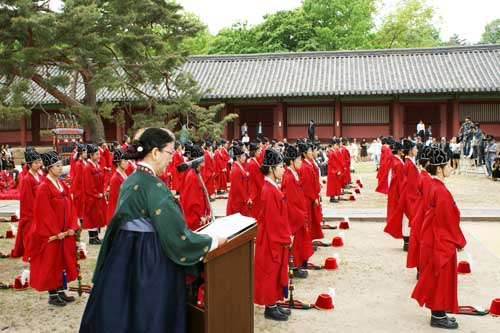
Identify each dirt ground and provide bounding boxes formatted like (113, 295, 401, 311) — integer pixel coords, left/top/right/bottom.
(1, 162, 499, 332)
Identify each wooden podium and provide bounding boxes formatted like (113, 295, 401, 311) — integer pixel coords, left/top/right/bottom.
(187, 224, 257, 333)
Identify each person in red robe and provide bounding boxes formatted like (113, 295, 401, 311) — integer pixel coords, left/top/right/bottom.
(226, 145, 251, 216)
(254, 148, 291, 321)
(406, 146, 433, 273)
(411, 147, 466, 330)
(310, 144, 324, 228)
(180, 145, 211, 231)
(71, 144, 87, 223)
(106, 149, 128, 223)
(11, 149, 44, 260)
(169, 142, 185, 194)
(402, 139, 419, 251)
(384, 142, 406, 241)
(29, 151, 79, 306)
(221, 140, 231, 181)
(98, 140, 112, 190)
(298, 143, 324, 240)
(327, 140, 343, 203)
(282, 145, 311, 279)
(0, 165, 18, 192)
(375, 137, 393, 194)
(201, 141, 216, 199)
(340, 139, 352, 188)
(248, 143, 264, 219)
(83, 144, 107, 244)
(214, 142, 228, 194)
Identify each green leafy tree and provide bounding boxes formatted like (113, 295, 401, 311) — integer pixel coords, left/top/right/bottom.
(373, 0, 442, 49)
(442, 33, 467, 46)
(0, 0, 233, 142)
(480, 19, 500, 44)
(209, 21, 262, 54)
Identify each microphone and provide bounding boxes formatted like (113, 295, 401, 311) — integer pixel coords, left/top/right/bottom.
(177, 156, 205, 172)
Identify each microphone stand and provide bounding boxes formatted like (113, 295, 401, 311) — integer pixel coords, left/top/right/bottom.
(193, 165, 216, 225)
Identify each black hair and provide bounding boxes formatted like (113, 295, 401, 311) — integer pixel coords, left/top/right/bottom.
(418, 159, 429, 168)
(260, 165, 270, 175)
(426, 164, 440, 176)
(124, 128, 175, 160)
(284, 157, 294, 166)
(249, 150, 257, 158)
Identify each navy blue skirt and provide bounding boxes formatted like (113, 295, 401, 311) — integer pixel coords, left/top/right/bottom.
(80, 230, 186, 333)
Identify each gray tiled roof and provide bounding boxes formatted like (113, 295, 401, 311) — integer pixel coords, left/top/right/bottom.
(184, 44, 500, 99)
(5, 44, 500, 106)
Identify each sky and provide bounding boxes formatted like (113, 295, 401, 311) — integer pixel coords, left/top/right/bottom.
(177, 0, 500, 44)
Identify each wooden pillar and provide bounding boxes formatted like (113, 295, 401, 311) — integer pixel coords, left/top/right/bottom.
(20, 116, 27, 147)
(273, 103, 284, 141)
(222, 104, 231, 139)
(115, 119, 123, 143)
(334, 100, 341, 138)
(233, 108, 240, 139)
(32, 110, 40, 145)
(452, 98, 460, 137)
(440, 103, 447, 139)
(392, 99, 400, 138)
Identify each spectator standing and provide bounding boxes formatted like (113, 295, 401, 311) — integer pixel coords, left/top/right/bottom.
(485, 136, 499, 178)
(360, 139, 368, 160)
(449, 137, 461, 174)
(459, 117, 474, 156)
(416, 120, 425, 139)
(241, 122, 248, 138)
(256, 121, 263, 139)
(308, 120, 315, 142)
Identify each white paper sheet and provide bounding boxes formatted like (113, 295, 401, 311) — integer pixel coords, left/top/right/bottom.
(197, 213, 256, 240)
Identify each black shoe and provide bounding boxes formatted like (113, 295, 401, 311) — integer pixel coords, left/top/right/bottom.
(430, 316, 458, 329)
(293, 268, 308, 279)
(416, 272, 420, 280)
(48, 296, 66, 307)
(58, 291, 75, 303)
(403, 242, 409, 252)
(209, 197, 216, 202)
(332, 198, 339, 203)
(329, 197, 335, 203)
(313, 245, 318, 252)
(277, 304, 291, 316)
(264, 306, 288, 321)
(89, 237, 102, 245)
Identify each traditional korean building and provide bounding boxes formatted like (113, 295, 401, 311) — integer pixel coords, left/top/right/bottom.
(2, 44, 500, 145)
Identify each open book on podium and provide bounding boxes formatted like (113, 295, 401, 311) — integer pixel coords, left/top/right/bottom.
(188, 213, 257, 333)
(196, 213, 256, 241)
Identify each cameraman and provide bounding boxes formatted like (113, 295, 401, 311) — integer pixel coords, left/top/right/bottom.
(459, 117, 474, 156)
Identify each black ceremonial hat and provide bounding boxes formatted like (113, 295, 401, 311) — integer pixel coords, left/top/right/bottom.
(86, 144, 99, 154)
(232, 145, 244, 157)
(402, 139, 416, 151)
(429, 147, 449, 166)
(392, 141, 403, 151)
(284, 145, 300, 160)
(25, 150, 41, 164)
(190, 145, 204, 159)
(249, 143, 259, 152)
(262, 148, 283, 167)
(113, 148, 125, 162)
(298, 142, 310, 155)
(41, 151, 61, 168)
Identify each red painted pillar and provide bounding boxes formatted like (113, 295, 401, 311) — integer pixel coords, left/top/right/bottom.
(334, 100, 341, 138)
(392, 99, 400, 138)
(233, 108, 240, 139)
(20, 116, 27, 147)
(273, 103, 284, 141)
(452, 98, 460, 137)
(222, 104, 230, 139)
(440, 103, 447, 139)
(115, 119, 123, 143)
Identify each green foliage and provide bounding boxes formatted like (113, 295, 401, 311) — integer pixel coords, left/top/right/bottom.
(442, 34, 467, 46)
(1, 0, 235, 141)
(209, 22, 262, 54)
(373, 0, 441, 49)
(480, 19, 500, 44)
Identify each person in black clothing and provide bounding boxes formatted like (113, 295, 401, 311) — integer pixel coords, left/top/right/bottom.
(308, 120, 315, 142)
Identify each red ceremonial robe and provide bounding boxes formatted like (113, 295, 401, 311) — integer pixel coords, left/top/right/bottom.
(106, 170, 126, 223)
(254, 179, 291, 306)
(170, 150, 185, 192)
(214, 150, 227, 191)
(407, 169, 432, 269)
(180, 168, 210, 230)
(404, 157, 420, 223)
(340, 146, 352, 185)
(221, 148, 231, 180)
(201, 150, 215, 196)
(29, 179, 79, 291)
(375, 145, 392, 194)
(248, 157, 264, 219)
(310, 158, 324, 231)
(0, 170, 17, 191)
(72, 159, 86, 218)
(69, 149, 78, 181)
(411, 178, 466, 313)
(326, 149, 342, 197)
(124, 160, 137, 176)
(11, 171, 44, 260)
(384, 155, 405, 239)
(82, 161, 107, 229)
(281, 167, 312, 268)
(257, 145, 267, 166)
(99, 146, 112, 189)
(298, 159, 324, 240)
(226, 162, 250, 216)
